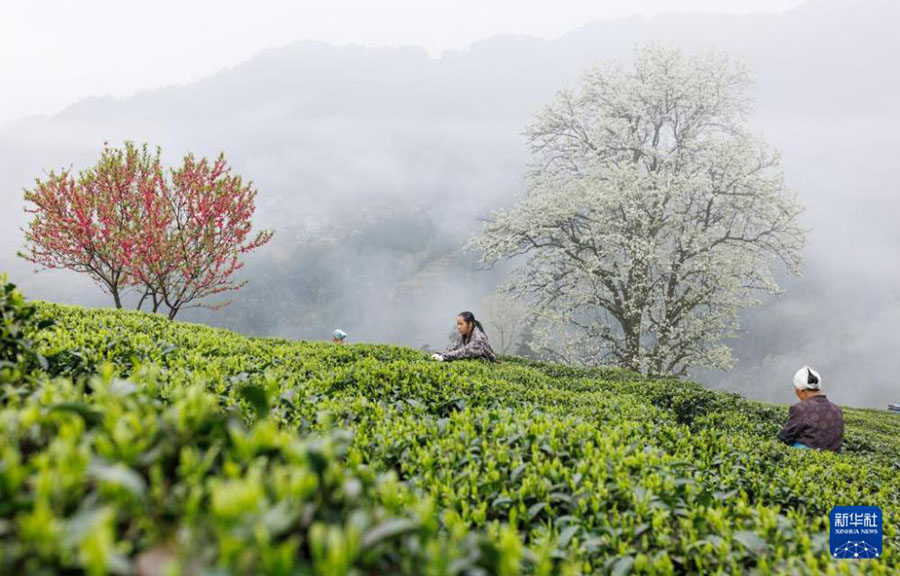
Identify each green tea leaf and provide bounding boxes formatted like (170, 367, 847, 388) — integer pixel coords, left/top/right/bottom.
(50, 402, 104, 426)
(733, 530, 768, 556)
(611, 555, 634, 576)
(239, 384, 269, 419)
(361, 518, 420, 551)
(88, 459, 146, 497)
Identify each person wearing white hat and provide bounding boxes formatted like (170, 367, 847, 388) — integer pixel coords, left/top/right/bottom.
(776, 366, 844, 452)
(332, 329, 348, 345)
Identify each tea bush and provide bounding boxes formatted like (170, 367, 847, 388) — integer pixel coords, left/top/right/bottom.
(0, 274, 52, 385)
(1, 293, 898, 574)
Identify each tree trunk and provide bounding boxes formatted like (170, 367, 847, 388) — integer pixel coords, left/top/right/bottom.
(137, 289, 149, 311)
(622, 317, 642, 373)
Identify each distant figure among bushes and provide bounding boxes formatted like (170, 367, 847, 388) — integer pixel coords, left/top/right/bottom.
(332, 329, 347, 344)
(431, 311, 496, 363)
(777, 366, 844, 452)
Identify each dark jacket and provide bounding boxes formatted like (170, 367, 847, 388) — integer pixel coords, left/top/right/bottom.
(443, 327, 496, 362)
(777, 395, 844, 452)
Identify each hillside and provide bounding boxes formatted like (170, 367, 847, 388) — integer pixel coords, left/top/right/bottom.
(1, 280, 898, 574)
(3, 0, 900, 408)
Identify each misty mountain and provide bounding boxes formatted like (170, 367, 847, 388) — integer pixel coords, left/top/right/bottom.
(2, 0, 898, 407)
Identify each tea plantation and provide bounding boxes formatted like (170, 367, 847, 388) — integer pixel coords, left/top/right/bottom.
(2, 279, 899, 575)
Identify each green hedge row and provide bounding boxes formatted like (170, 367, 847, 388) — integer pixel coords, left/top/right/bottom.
(0, 289, 897, 574)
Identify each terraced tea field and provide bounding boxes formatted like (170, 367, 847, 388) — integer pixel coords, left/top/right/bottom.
(2, 288, 898, 574)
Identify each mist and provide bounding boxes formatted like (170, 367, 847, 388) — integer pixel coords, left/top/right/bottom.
(2, 0, 898, 408)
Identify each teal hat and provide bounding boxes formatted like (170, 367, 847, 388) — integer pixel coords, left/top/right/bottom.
(332, 329, 347, 341)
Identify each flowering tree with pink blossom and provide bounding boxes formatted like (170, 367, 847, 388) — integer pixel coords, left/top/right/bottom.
(21, 143, 162, 308)
(20, 142, 272, 319)
(135, 153, 274, 319)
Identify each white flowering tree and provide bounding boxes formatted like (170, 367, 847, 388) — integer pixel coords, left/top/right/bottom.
(470, 46, 806, 376)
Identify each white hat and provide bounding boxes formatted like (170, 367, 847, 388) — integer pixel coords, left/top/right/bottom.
(793, 365, 822, 390)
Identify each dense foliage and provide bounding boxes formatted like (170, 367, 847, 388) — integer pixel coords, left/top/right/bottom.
(0, 274, 52, 385)
(1, 285, 898, 574)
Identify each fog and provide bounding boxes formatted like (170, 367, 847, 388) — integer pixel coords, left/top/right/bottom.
(1, 0, 806, 126)
(2, 0, 898, 408)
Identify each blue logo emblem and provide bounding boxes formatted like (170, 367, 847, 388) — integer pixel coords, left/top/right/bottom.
(830, 506, 882, 559)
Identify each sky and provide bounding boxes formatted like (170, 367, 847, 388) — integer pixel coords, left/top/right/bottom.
(1, 0, 806, 127)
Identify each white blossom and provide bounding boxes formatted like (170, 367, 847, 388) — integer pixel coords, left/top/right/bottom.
(470, 45, 806, 376)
